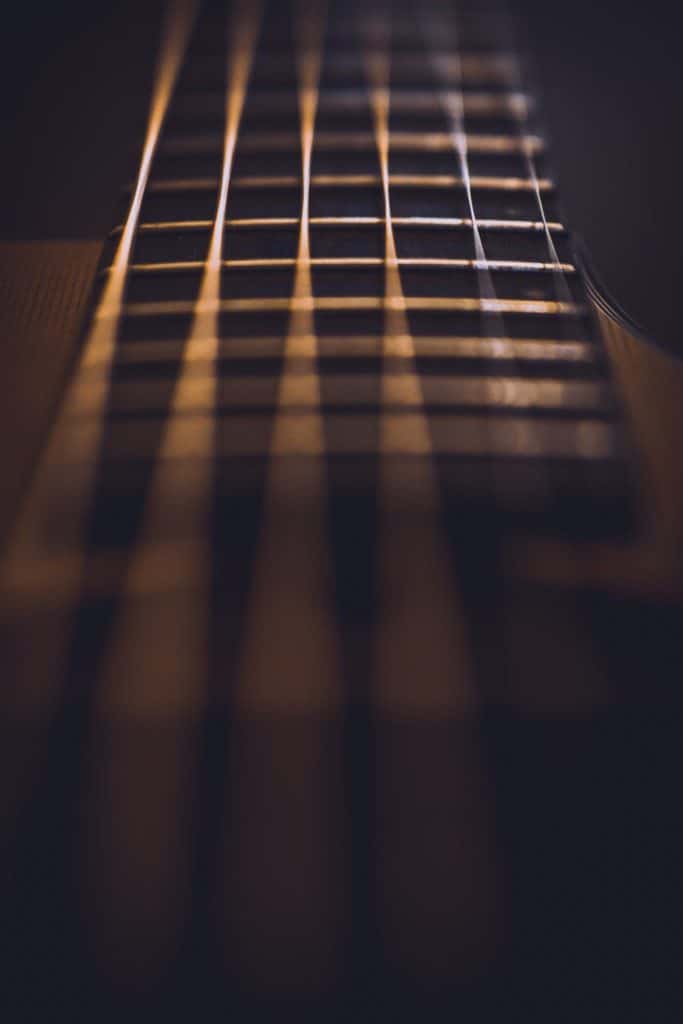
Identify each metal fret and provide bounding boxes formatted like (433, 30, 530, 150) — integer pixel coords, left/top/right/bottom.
(110, 296, 585, 319)
(105, 335, 598, 367)
(186, 50, 519, 85)
(78, 415, 621, 462)
(139, 173, 554, 191)
(162, 130, 544, 154)
(4, 2, 628, 601)
(115, 257, 576, 274)
(100, 375, 613, 414)
(174, 88, 530, 116)
(113, 216, 567, 233)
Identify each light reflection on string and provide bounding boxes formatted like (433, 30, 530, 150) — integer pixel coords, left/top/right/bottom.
(482, 1, 579, 330)
(363, 2, 502, 985)
(0, 0, 199, 942)
(0, 0, 197, 696)
(236, 0, 343, 717)
(420, 4, 510, 356)
(363, 0, 473, 716)
(79, 0, 262, 992)
(96, 0, 262, 719)
(422, 2, 557, 502)
(226, 0, 346, 995)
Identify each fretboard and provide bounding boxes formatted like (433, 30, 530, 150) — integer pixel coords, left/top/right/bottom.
(87, 0, 630, 532)
(2, 0, 635, 623)
(0, 0, 645, 1010)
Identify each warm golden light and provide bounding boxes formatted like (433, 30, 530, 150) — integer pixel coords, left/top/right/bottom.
(0, 0, 198, 713)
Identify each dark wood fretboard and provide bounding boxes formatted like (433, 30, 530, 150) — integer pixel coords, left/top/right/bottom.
(100, 0, 630, 522)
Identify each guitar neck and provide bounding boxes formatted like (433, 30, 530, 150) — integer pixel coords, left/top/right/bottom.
(4, 2, 682, 1015)
(1, 0, 638, 638)
(83, 0, 630, 533)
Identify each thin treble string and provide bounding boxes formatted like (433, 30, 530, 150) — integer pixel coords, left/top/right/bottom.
(485, 0, 591, 527)
(419, 4, 506, 330)
(421, 1, 537, 461)
(418, 1, 557, 494)
(495, 0, 577, 318)
(491, 0, 601, 516)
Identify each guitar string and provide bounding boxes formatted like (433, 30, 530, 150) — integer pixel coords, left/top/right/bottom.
(420, 6, 503, 303)
(73, 2, 267, 986)
(0, 0, 198, 751)
(94, 0, 262, 722)
(420, 0, 594, 487)
(496, 2, 623, 515)
(419, 0, 537, 507)
(489, 0, 604, 477)
(0, 1, 200, 934)
(360, 2, 501, 974)
(0, 2, 610, 606)
(0, 0, 197, 602)
(235, 0, 345, 718)
(224, 10, 350, 988)
(363, 0, 474, 718)
(495, 1, 577, 315)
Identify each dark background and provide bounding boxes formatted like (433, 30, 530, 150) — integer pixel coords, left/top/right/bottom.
(519, 0, 683, 352)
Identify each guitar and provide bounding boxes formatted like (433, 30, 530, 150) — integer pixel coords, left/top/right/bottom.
(1, 0, 681, 1017)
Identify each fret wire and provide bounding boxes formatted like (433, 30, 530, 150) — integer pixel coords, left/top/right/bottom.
(162, 129, 545, 155)
(188, 48, 517, 65)
(114, 296, 585, 318)
(187, 49, 518, 83)
(117, 257, 577, 274)
(104, 335, 597, 368)
(44, 416, 620, 466)
(175, 87, 530, 116)
(104, 331, 593, 364)
(140, 173, 554, 191)
(114, 216, 567, 234)
(499, 7, 577, 322)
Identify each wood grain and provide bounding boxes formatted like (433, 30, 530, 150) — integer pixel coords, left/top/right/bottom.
(0, 240, 101, 544)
